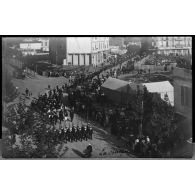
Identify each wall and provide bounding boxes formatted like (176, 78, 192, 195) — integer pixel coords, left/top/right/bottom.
(67, 37, 91, 53)
(67, 54, 91, 66)
(173, 67, 192, 119)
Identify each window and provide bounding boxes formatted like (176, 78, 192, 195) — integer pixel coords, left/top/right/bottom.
(181, 86, 190, 107)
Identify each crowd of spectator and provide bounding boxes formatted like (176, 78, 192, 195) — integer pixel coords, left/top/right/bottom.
(144, 54, 192, 70)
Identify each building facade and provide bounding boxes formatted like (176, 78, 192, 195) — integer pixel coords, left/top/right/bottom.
(173, 67, 192, 118)
(67, 37, 110, 66)
(20, 41, 42, 56)
(37, 38, 49, 52)
(66, 37, 92, 66)
(20, 38, 50, 56)
(91, 37, 110, 66)
(152, 37, 192, 56)
(173, 67, 192, 138)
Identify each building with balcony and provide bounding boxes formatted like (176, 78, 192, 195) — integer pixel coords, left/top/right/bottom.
(152, 37, 192, 56)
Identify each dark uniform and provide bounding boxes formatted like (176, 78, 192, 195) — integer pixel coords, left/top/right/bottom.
(66, 128, 71, 142)
(59, 110, 64, 124)
(76, 126, 81, 141)
(84, 126, 88, 140)
(64, 128, 68, 143)
(89, 127, 93, 140)
(72, 126, 77, 141)
(81, 125, 85, 140)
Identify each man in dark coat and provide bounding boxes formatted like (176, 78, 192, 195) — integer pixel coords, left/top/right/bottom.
(59, 109, 64, 124)
(70, 108, 74, 122)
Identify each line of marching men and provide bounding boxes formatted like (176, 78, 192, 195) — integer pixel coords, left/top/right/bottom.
(45, 123, 93, 144)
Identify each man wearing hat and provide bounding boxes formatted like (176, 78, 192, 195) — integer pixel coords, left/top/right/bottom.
(84, 126, 88, 141)
(64, 127, 68, 143)
(86, 123, 90, 139)
(78, 126, 82, 141)
(89, 126, 93, 140)
(69, 127, 73, 142)
(81, 125, 85, 140)
(72, 125, 76, 142)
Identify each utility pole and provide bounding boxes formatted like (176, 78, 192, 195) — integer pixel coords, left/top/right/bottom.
(139, 94, 144, 138)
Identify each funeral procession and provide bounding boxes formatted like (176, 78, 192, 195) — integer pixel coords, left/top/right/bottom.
(1, 37, 192, 159)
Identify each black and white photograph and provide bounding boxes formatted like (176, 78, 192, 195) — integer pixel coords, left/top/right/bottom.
(1, 36, 193, 159)
(1, 1, 195, 195)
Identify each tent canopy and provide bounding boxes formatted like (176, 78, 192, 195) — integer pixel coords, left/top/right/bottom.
(142, 81, 174, 106)
(101, 77, 129, 92)
(142, 81, 173, 93)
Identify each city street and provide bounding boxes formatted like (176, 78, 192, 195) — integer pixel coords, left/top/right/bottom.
(8, 64, 134, 158)
(2, 37, 192, 159)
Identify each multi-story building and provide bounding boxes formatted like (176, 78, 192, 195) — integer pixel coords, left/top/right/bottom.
(49, 37, 109, 66)
(37, 38, 49, 52)
(173, 67, 192, 138)
(91, 37, 110, 66)
(20, 40, 42, 56)
(66, 37, 92, 66)
(49, 37, 67, 65)
(152, 37, 192, 56)
(67, 37, 110, 66)
(19, 38, 49, 56)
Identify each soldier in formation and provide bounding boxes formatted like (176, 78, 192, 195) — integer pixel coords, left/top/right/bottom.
(44, 124, 93, 145)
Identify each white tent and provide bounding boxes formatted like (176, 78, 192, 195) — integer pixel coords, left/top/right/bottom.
(142, 81, 174, 106)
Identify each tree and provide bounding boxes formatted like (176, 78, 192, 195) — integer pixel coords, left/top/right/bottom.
(2, 68, 18, 103)
(139, 37, 153, 56)
(2, 97, 63, 158)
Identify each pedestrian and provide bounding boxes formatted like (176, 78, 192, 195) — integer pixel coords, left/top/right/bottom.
(70, 108, 74, 122)
(59, 109, 64, 124)
(25, 88, 29, 97)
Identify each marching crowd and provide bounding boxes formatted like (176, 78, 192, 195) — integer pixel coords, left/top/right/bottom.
(29, 60, 119, 145)
(42, 124, 93, 146)
(23, 54, 169, 157)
